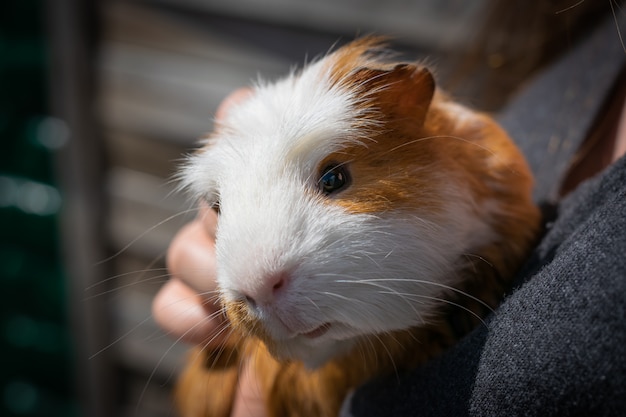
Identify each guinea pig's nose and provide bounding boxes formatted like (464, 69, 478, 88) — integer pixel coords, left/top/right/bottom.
(243, 270, 290, 307)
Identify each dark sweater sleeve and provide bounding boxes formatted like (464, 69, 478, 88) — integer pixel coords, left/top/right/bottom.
(346, 156, 626, 417)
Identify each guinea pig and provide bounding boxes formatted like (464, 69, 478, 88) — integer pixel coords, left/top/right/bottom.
(175, 37, 541, 417)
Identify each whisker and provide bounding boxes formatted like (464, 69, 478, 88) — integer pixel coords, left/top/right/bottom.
(89, 314, 154, 360)
(318, 291, 368, 305)
(199, 317, 236, 357)
(316, 281, 426, 328)
(337, 278, 494, 313)
(382, 291, 489, 328)
(84, 267, 169, 291)
(90, 288, 223, 361)
(196, 322, 241, 375)
(463, 252, 493, 266)
(303, 296, 322, 312)
(95, 207, 199, 265)
(370, 332, 400, 383)
(555, 0, 585, 14)
(141, 302, 226, 346)
(381, 134, 522, 173)
(136, 310, 225, 414)
(83, 273, 172, 301)
(610, 0, 626, 54)
(385, 134, 496, 157)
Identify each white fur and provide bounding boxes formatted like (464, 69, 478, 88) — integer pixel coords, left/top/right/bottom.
(182, 57, 495, 367)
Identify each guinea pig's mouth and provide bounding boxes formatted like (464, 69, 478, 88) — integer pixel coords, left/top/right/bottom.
(263, 319, 359, 366)
(298, 322, 332, 339)
(277, 313, 333, 340)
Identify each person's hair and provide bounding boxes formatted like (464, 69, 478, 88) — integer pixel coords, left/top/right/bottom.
(453, 0, 616, 110)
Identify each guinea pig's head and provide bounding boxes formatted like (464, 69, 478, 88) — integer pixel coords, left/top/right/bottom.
(181, 38, 537, 368)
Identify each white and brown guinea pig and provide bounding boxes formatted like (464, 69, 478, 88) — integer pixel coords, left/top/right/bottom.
(175, 37, 540, 417)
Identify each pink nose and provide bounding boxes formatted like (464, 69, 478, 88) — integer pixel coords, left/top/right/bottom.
(243, 270, 290, 307)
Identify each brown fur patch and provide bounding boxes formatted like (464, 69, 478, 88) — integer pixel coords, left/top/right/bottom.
(175, 343, 241, 417)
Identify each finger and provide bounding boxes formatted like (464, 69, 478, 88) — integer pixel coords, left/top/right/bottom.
(166, 217, 218, 296)
(215, 88, 253, 122)
(152, 277, 227, 345)
(231, 358, 268, 417)
(197, 202, 218, 240)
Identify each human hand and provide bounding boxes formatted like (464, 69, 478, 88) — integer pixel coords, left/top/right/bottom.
(152, 88, 267, 417)
(153, 204, 223, 345)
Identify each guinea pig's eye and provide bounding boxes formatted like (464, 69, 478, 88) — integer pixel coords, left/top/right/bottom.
(319, 164, 350, 195)
(211, 200, 221, 215)
(202, 196, 220, 214)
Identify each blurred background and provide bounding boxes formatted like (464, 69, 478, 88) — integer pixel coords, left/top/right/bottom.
(1, 0, 491, 416)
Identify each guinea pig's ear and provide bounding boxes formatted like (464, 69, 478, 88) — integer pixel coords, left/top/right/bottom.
(361, 64, 435, 125)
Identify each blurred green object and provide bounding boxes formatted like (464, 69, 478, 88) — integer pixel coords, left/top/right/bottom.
(1, 1, 78, 416)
